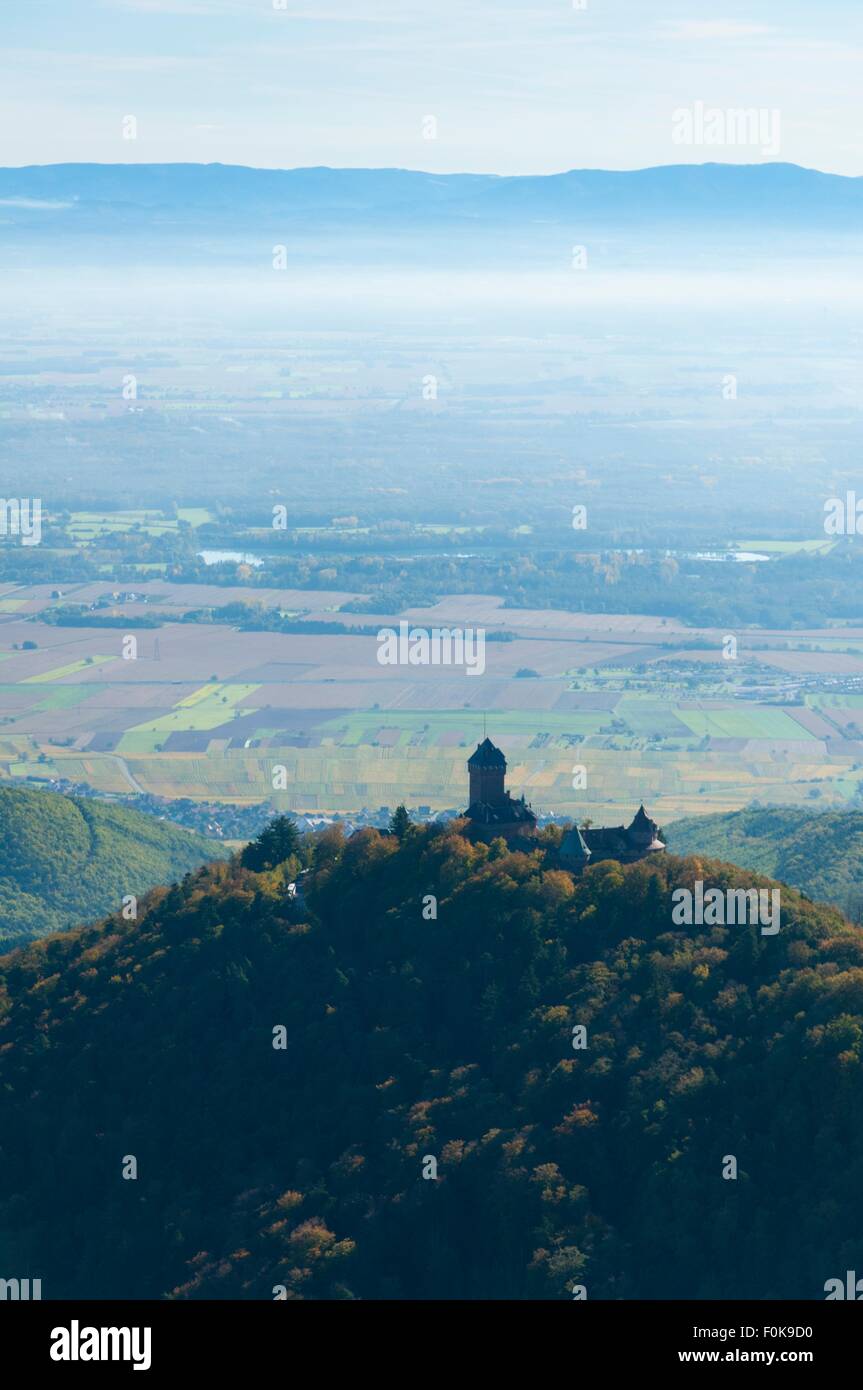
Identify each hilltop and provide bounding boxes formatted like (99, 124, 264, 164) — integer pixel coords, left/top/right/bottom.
(666, 806, 863, 919)
(1, 818, 861, 1299)
(0, 784, 229, 948)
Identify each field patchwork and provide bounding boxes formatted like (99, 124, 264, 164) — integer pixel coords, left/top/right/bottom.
(0, 592, 860, 819)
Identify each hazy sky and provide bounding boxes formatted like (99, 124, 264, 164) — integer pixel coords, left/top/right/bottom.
(2, 0, 862, 174)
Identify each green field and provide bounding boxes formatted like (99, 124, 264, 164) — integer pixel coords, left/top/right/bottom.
(811, 693, 863, 709)
(675, 707, 814, 740)
(325, 708, 611, 747)
(32, 685, 106, 712)
(734, 539, 837, 555)
(67, 507, 214, 544)
(22, 656, 114, 684)
(617, 696, 691, 737)
(68, 510, 175, 541)
(120, 683, 261, 742)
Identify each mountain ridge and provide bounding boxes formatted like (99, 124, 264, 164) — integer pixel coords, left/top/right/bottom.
(666, 806, 863, 919)
(2, 161, 861, 240)
(0, 783, 230, 948)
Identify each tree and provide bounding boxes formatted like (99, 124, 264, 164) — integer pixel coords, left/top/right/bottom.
(844, 890, 863, 926)
(241, 814, 301, 871)
(388, 805, 412, 842)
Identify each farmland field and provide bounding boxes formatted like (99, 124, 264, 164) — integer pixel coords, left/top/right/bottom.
(1, 578, 863, 821)
(674, 708, 815, 740)
(65, 508, 216, 544)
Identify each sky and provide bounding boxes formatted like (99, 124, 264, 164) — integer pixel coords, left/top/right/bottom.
(1, 0, 862, 175)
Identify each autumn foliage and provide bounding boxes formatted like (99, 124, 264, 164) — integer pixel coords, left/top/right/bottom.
(1, 820, 862, 1299)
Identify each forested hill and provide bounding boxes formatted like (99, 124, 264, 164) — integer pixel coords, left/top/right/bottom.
(1, 819, 861, 1300)
(0, 784, 229, 946)
(666, 806, 863, 918)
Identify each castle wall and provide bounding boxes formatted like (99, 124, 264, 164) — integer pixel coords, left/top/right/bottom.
(469, 766, 506, 807)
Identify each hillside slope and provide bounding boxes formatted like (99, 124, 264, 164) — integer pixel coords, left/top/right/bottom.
(1, 821, 861, 1300)
(0, 784, 229, 946)
(666, 806, 863, 917)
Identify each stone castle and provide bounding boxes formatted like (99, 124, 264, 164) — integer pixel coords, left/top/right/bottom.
(463, 737, 665, 869)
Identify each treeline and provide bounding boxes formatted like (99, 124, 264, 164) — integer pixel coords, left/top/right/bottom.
(171, 544, 863, 630)
(6, 504, 861, 631)
(329, 546, 863, 628)
(177, 603, 379, 635)
(39, 607, 163, 629)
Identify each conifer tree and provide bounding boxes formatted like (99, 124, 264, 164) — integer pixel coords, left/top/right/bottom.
(241, 814, 300, 871)
(388, 804, 412, 841)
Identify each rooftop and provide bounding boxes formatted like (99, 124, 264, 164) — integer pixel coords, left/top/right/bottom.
(467, 737, 507, 770)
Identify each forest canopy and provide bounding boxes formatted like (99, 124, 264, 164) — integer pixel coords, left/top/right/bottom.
(0, 784, 228, 947)
(1, 819, 861, 1299)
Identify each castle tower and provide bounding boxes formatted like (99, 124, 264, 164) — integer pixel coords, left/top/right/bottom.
(627, 804, 665, 853)
(467, 737, 507, 807)
(463, 736, 536, 845)
(560, 825, 592, 869)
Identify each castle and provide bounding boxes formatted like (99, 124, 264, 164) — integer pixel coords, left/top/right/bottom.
(558, 805, 666, 869)
(464, 737, 538, 846)
(463, 737, 665, 869)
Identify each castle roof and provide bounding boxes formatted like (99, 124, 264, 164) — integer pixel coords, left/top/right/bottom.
(582, 825, 632, 858)
(466, 792, 536, 827)
(560, 826, 592, 862)
(468, 737, 506, 770)
(578, 809, 664, 858)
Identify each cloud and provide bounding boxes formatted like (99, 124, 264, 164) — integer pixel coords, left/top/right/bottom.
(108, 0, 253, 14)
(107, 0, 412, 17)
(0, 197, 74, 210)
(666, 21, 773, 41)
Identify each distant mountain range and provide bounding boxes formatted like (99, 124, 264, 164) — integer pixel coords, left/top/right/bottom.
(0, 784, 229, 948)
(666, 806, 863, 917)
(2, 160, 862, 224)
(1, 162, 860, 267)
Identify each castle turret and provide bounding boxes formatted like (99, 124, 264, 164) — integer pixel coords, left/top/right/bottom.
(468, 737, 507, 808)
(627, 804, 665, 852)
(560, 825, 592, 869)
